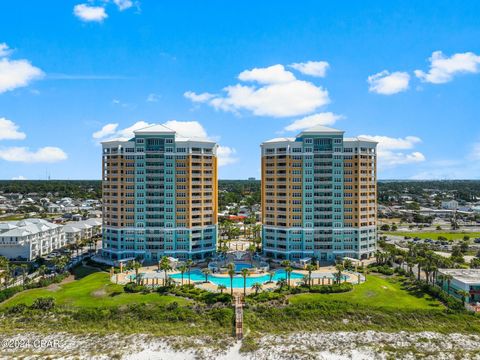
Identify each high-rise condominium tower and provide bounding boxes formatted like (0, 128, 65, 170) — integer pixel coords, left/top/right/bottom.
(261, 125, 377, 262)
(101, 124, 218, 262)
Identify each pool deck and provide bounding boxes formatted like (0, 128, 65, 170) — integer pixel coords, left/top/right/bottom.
(111, 264, 364, 293)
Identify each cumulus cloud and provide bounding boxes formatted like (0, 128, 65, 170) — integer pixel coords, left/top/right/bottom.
(73, 4, 108, 22)
(114, 0, 134, 11)
(0, 118, 27, 140)
(284, 112, 343, 132)
(217, 146, 238, 167)
(368, 71, 410, 95)
(238, 64, 296, 84)
(184, 91, 215, 103)
(93, 121, 238, 167)
(290, 61, 329, 77)
(11, 175, 27, 180)
(0, 146, 67, 163)
(0, 43, 12, 57)
(415, 51, 480, 84)
(359, 135, 425, 166)
(146, 93, 160, 102)
(185, 64, 330, 118)
(162, 120, 208, 138)
(92, 123, 118, 139)
(0, 57, 44, 94)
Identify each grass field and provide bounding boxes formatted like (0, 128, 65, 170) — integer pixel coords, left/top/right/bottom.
(1, 268, 188, 309)
(289, 275, 441, 310)
(385, 231, 480, 241)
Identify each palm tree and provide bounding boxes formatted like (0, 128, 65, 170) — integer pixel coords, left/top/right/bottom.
(228, 268, 236, 296)
(247, 244, 256, 264)
(133, 261, 142, 285)
(186, 259, 194, 285)
(20, 264, 28, 287)
(218, 284, 227, 294)
(159, 256, 172, 286)
(306, 264, 315, 289)
(240, 268, 250, 297)
(178, 265, 187, 286)
(416, 257, 425, 281)
(268, 270, 275, 283)
(457, 290, 470, 306)
(335, 263, 344, 284)
(202, 268, 212, 283)
(445, 274, 453, 295)
(285, 266, 293, 288)
(276, 278, 287, 291)
(252, 282, 262, 295)
(38, 265, 47, 280)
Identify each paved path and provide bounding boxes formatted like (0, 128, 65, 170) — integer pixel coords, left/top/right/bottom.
(234, 295, 244, 340)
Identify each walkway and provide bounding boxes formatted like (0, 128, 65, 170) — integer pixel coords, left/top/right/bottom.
(234, 294, 244, 340)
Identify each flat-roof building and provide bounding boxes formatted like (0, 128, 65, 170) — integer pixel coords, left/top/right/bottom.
(261, 125, 377, 262)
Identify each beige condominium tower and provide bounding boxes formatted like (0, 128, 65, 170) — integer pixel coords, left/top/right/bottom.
(101, 124, 218, 263)
(261, 125, 377, 263)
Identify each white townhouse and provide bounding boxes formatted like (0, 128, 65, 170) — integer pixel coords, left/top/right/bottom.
(63, 218, 102, 244)
(0, 219, 66, 261)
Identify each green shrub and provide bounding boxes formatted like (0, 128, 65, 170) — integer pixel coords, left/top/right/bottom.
(0, 286, 24, 303)
(31, 297, 55, 311)
(124, 282, 145, 293)
(309, 282, 353, 294)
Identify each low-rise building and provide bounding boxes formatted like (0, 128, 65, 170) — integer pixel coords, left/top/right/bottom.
(438, 269, 480, 309)
(442, 200, 459, 210)
(63, 218, 102, 244)
(0, 219, 66, 260)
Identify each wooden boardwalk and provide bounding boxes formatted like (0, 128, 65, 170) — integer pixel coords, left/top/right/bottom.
(234, 295, 244, 339)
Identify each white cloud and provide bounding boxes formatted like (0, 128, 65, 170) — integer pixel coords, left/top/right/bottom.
(0, 146, 67, 163)
(0, 118, 26, 140)
(368, 71, 410, 95)
(114, 0, 134, 11)
(284, 112, 343, 132)
(73, 4, 108, 22)
(0, 43, 12, 57)
(185, 64, 330, 118)
(92, 123, 118, 139)
(359, 135, 425, 166)
(0, 58, 44, 94)
(146, 93, 160, 102)
(93, 121, 239, 167)
(11, 175, 26, 180)
(184, 91, 215, 103)
(162, 120, 208, 138)
(217, 146, 238, 167)
(290, 61, 329, 77)
(415, 51, 480, 84)
(238, 64, 296, 84)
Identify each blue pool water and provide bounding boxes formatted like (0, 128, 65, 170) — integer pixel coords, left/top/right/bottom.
(233, 263, 252, 271)
(169, 269, 305, 288)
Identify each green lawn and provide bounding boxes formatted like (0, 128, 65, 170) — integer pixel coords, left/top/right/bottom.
(385, 231, 480, 241)
(1, 270, 188, 309)
(289, 275, 442, 310)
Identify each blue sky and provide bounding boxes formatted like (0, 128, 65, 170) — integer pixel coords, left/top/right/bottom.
(1, 0, 480, 180)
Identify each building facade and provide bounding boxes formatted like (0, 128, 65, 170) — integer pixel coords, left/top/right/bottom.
(101, 124, 218, 262)
(0, 219, 66, 261)
(261, 125, 377, 262)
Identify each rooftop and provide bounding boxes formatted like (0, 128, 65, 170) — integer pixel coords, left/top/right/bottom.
(439, 269, 480, 284)
(296, 125, 344, 137)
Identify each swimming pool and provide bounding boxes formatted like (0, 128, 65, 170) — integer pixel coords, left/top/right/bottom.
(169, 269, 305, 288)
